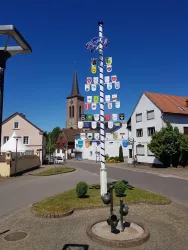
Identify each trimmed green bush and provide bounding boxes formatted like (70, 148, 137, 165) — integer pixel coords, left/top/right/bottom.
(119, 145, 124, 162)
(114, 180, 126, 197)
(76, 182, 88, 198)
(114, 156, 120, 161)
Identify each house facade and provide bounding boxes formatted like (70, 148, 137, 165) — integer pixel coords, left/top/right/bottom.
(74, 122, 130, 161)
(127, 92, 188, 165)
(2, 112, 46, 162)
(56, 128, 83, 159)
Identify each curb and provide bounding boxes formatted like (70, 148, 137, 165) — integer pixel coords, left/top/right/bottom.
(86, 219, 150, 248)
(31, 199, 171, 218)
(31, 205, 74, 218)
(31, 168, 76, 176)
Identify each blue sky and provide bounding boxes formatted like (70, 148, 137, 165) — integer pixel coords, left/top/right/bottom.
(1, 0, 188, 132)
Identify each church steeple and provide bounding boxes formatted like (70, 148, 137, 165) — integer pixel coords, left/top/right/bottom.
(67, 69, 83, 99)
(66, 69, 84, 129)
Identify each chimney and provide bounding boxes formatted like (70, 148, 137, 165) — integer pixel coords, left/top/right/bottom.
(186, 99, 188, 107)
(19, 113, 26, 119)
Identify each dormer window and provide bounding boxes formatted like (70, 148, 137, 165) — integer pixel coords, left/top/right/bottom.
(14, 121, 19, 129)
(179, 106, 185, 111)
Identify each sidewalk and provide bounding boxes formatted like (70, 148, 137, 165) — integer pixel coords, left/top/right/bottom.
(110, 163, 188, 180)
(73, 159, 188, 180)
(0, 202, 187, 250)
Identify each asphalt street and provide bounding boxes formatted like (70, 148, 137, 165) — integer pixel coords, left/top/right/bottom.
(0, 168, 113, 218)
(0, 160, 188, 219)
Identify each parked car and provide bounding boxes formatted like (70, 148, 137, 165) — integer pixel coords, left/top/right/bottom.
(55, 157, 65, 164)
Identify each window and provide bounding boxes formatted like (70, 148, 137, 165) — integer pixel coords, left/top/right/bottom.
(14, 122, 19, 129)
(136, 129, 143, 137)
(79, 106, 82, 118)
(147, 110, 154, 120)
(23, 136, 29, 145)
(72, 106, 74, 118)
(3, 136, 9, 144)
(69, 106, 71, 118)
(147, 146, 154, 156)
(184, 127, 188, 135)
(136, 145, 145, 156)
(148, 127, 155, 136)
(136, 113, 142, 122)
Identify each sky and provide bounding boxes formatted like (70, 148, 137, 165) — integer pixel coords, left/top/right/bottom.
(1, 0, 188, 132)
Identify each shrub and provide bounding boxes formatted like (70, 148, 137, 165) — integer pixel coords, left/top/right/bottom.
(148, 121, 181, 167)
(180, 134, 188, 167)
(114, 156, 120, 161)
(114, 180, 126, 197)
(119, 145, 124, 162)
(105, 154, 109, 160)
(76, 182, 88, 198)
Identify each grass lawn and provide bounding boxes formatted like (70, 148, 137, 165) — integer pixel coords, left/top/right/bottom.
(33, 184, 170, 215)
(33, 167, 75, 176)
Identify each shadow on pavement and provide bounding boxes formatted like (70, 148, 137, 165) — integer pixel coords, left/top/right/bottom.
(62, 244, 89, 250)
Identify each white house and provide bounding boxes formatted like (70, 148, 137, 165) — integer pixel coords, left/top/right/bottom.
(74, 122, 130, 161)
(127, 92, 188, 166)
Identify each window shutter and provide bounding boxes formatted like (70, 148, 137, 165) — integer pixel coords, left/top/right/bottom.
(147, 111, 154, 120)
(136, 114, 142, 122)
(136, 145, 145, 155)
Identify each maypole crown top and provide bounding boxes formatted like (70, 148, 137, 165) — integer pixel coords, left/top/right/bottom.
(98, 21, 104, 26)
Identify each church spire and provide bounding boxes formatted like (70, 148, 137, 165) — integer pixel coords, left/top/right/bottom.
(67, 69, 83, 99)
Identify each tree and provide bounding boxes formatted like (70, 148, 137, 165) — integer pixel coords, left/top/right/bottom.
(46, 127, 61, 155)
(180, 134, 188, 167)
(51, 127, 61, 144)
(148, 121, 181, 167)
(119, 145, 124, 162)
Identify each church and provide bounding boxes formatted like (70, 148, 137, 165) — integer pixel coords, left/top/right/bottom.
(55, 69, 84, 159)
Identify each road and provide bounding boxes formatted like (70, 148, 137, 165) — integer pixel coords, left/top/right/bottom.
(70, 160, 188, 207)
(0, 160, 188, 218)
(0, 168, 113, 218)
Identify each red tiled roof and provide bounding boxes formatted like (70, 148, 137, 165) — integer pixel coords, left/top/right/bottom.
(145, 92, 188, 115)
(56, 128, 83, 148)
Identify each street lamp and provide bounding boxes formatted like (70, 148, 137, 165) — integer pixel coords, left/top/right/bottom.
(13, 135, 21, 175)
(0, 25, 32, 152)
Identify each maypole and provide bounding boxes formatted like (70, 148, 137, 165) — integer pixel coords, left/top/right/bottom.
(98, 21, 107, 197)
(85, 21, 112, 204)
(83, 21, 130, 235)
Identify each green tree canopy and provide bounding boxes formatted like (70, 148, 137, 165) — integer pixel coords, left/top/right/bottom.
(46, 127, 61, 154)
(148, 121, 181, 167)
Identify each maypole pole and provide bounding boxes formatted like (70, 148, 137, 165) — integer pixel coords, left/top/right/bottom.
(98, 21, 107, 197)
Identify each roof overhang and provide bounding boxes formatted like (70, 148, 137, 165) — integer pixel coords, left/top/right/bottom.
(0, 25, 32, 55)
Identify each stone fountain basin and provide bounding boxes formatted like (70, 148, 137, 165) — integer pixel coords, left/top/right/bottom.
(86, 219, 150, 248)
